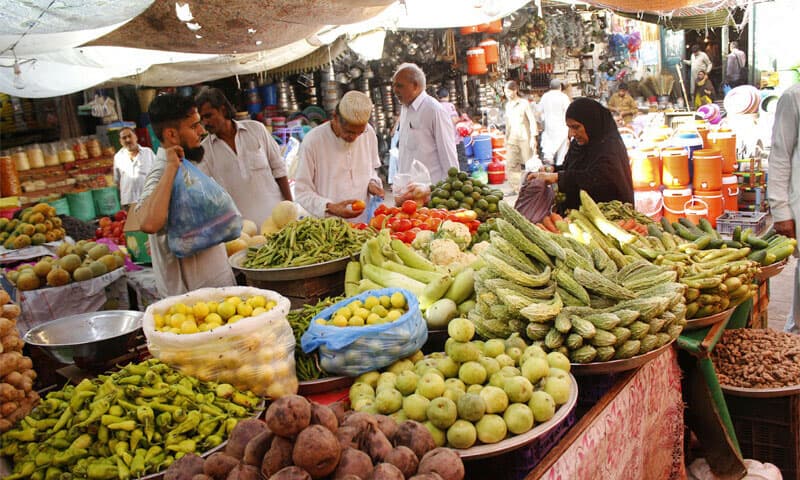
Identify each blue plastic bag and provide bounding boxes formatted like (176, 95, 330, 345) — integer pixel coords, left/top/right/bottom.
(301, 288, 428, 376)
(167, 159, 243, 258)
(365, 194, 384, 223)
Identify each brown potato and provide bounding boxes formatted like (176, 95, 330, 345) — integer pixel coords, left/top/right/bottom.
(360, 425, 392, 464)
(310, 402, 338, 433)
(204, 453, 239, 480)
(336, 425, 362, 450)
(268, 466, 311, 480)
(408, 474, 444, 480)
(261, 436, 294, 478)
(225, 419, 269, 460)
(393, 421, 436, 459)
(192, 475, 213, 480)
(384, 446, 419, 479)
(243, 428, 274, 466)
(374, 415, 398, 440)
(164, 453, 205, 480)
(292, 425, 341, 479)
(332, 448, 373, 480)
(328, 401, 348, 425)
(417, 448, 464, 480)
(265, 395, 311, 438)
(226, 464, 261, 480)
(342, 412, 378, 433)
(366, 463, 404, 480)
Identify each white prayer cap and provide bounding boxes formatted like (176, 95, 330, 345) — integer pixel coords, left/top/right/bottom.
(338, 91, 373, 125)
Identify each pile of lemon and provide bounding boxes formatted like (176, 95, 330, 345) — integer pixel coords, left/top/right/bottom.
(319, 291, 408, 327)
(154, 295, 277, 334)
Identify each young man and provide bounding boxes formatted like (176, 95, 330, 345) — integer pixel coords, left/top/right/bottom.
(537, 79, 571, 167)
(137, 93, 235, 297)
(113, 126, 156, 208)
(196, 87, 293, 226)
(683, 45, 713, 95)
(293, 91, 384, 223)
(607, 83, 639, 124)
(504, 80, 540, 189)
(726, 41, 747, 87)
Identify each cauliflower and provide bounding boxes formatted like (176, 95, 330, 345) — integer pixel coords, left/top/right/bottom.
(411, 230, 435, 255)
(435, 221, 472, 251)
(470, 240, 490, 256)
(429, 239, 463, 266)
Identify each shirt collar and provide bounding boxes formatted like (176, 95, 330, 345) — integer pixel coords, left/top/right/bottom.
(208, 119, 244, 143)
(410, 91, 427, 111)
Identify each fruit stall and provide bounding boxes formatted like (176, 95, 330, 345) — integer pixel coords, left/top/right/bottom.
(0, 164, 795, 480)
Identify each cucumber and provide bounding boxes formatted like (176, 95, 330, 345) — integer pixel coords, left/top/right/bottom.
(698, 218, 716, 237)
(732, 225, 742, 243)
(759, 227, 776, 241)
(746, 249, 768, 265)
(722, 239, 743, 248)
(745, 235, 770, 250)
(766, 238, 797, 262)
(679, 218, 705, 235)
(708, 238, 725, 249)
(674, 223, 701, 241)
(661, 217, 676, 234)
(693, 235, 712, 250)
(647, 224, 664, 239)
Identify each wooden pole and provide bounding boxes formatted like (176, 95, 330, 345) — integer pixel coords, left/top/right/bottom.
(675, 64, 690, 110)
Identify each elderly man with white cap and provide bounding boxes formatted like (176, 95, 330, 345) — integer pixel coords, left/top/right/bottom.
(294, 90, 384, 223)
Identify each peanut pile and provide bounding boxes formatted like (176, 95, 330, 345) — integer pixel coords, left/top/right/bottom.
(713, 329, 800, 389)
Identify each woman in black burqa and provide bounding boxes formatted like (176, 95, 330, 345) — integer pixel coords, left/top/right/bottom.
(527, 97, 634, 213)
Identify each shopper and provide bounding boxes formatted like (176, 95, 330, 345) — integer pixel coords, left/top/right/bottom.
(694, 70, 716, 109)
(725, 41, 747, 87)
(504, 80, 540, 191)
(293, 91, 384, 223)
(536, 79, 571, 167)
(607, 83, 639, 124)
(113, 126, 156, 208)
(527, 98, 633, 213)
(683, 45, 713, 96)
(196, 87, 292, 226)
(436, 87, 468, 172)
(767, 83, 800, 333)
(392, 63, 459, 185)
(137, 93, 235, 297)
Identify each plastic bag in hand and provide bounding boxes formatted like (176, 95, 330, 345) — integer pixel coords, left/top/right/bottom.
(167, 159, 243, 258)
(300, 288, 428, 376)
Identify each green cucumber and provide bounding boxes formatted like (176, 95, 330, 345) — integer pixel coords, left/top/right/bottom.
(732, 225, 742, 242)
(745, 235, 770, 250)
(661, 217, 676, 235)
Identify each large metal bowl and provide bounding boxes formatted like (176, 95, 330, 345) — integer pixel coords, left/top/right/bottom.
(23, 311, 143, 365)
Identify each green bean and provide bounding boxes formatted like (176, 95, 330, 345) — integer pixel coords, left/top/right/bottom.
(287, 296, 345, 381)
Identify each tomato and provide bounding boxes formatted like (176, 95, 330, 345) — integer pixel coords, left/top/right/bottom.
(429, 210, 446, 219)
(404, 229, 417, 243)
(417, 207, 430, 215)
(426, 217, 443, 230)
(352, 222, 368, 230)
(391, 233, 405, 241)
(411, 219, 423, 228)
(387, 207, 400, 215)
(351, 200, 366, 213)
(469, 220, 481, 231)
(374, 204, 388, 216)
(401, 200, 417, 215)
(99, 217, 112, 228)
(394, 219, 413, 232)
(370, 214, 386, 230)
(95, 227, 103, 238)
(114, 210, 128, 221)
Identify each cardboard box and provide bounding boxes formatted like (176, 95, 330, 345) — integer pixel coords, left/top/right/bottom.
(123, 204, 151, 264)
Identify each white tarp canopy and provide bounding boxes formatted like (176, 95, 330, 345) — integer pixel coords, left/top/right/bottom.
(0, 0, 530, 98)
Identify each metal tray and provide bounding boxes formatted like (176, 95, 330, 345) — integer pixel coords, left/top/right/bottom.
(229, 249, 354, 281)
(756, 258, 789, 282)
(570, 340, 675, 376)
(458, 375, 578, 460)
(720, 383, 800, 398)
(298, 376, 354, 396)
(684, 307, 735, 331)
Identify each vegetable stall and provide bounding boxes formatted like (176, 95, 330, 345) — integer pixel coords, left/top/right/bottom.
(0, 168, 795, 479)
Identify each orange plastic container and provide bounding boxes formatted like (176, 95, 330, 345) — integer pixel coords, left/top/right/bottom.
(491, 133, 505, 148)
(486, 19, 503, 34)
(480, 40, 499, 64)
(693, 149, 723, 192)
(684, 197, 709, 225)
(487, 160, 505, 184)
(661, 148, 690, 188)
(460, 25, 479, 35)
(696, 121, 711, 149)
(631, 149, 661, 190)
(466, 48, 488, 75)
(694, 190, 724, 227)
(662, 187, 692, 223)
(707, 129, 737, 174)
(722, 175, 739, 212)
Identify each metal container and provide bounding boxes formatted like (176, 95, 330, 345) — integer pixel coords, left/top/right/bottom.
(24, 311, 143, 365)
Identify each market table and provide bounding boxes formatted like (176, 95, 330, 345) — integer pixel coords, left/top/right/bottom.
(525, 347, 685, 480)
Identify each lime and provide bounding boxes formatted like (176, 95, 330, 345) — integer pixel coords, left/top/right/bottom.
(364, 296, 380, 309)
(452, 180, 464, 190)
(471, 191, 482, 201)
(473, 208, 485, 218)
(236, 303, 253, 317)
(447, 199, 459, 209)
(205, 313, 222, 325)
(442, 183, 451, 191)
(217, 302, 236, 320)
(453, 191, 465, 201)
(476, 199, 489, 210)
(485, 195, 499, 204)
(380, 295, 392, 308)
(458, 172, 468, 181)
(461, 184, 474, 194)
(487, 203, 498, 213)
(366, 313, 382, 325)
(463, 197, 475, 206)
(169, 313, 186, 328)
(180, 320, 199, 334)
(448, 167, 459, 177)
(391, 291, 406, 308)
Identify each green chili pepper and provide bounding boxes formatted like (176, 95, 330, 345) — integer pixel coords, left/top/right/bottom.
(70, 433, 92, 450)
(116, 455, 130, 480)
(107, 420, 136, 431)
(45, 467, 63, 480)
(144, 446, 162, 463)
(4, 428, 36, 441)
(116, 375, 141, 386)
(165, 439, 195, 454)
(76, 398, 111, 427)
(101, 415, 127, 426)
(5, 461, 35, 480)
(129, 449, 146, 476)
(87, 463, 118, 480)
(129, 429, 143, 452)
(53, 448, 89, 467)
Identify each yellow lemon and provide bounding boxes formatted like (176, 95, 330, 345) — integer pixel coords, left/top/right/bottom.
(335, 306, 352, 319)
(225, 296, 242, 306)
(247, 295, 267, 309)
(154, 314, 165, 328)
(371, 305, 388, 317)
(170, 303, 188, 315)
(315, 318, 327, 325)
(355, 307, 371, 319)
(390, 292, 406, 308)
(265, 300, 276, 310)
(386, 309, 403, 322)
(252, 307, 266, 316)
(206, 321, 222, 331)
(217, 302, 236, 320)
(192, 302, 210, 320)
(169, 313, 186, 328)
(186, 314, 196, 323)
(348, 316, 365, 327)
(364, 295, 380, 309)
(332, 315, 348, 327)
(228, 314, 244, 324)
(379, 295, 392, 308)
(207, 301, 219, 313)
(366, 313, 382, 325)
(349, 300, 363, 310)
(198, 323, 211, 332)
(205, 312, 222, 325)
(169, 327, 182, 335)
(236, 303, 253, 317)
(180, 320, 199, 334)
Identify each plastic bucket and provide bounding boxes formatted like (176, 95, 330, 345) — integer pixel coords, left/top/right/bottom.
(491, 133, 505, 149)
(707, 130, 737, 174)
(480, 40, 500, 64)
(694, 190, 724, 227)
(722, 175, 739, 212)
(634, 189, 663, 221)
(92, 187, 121, 216)
(467, 48, 488, 75)
(630, 149, 661, 190)
(66, 191, 97, 221)
(661, 148, 690, 188)
(48, 197, 70, 216)
(473, 134, 493, 160)
(663, 187, 692, 224)
(672, 132, 703, 179)
(486, 19, 503, 34)
(463, 136, 474, 157)
(684, 197, 708, 225)
(693, 149, 723, 192)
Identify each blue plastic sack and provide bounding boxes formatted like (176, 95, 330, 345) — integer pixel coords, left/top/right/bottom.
(301, 288, 428, 376)
(365, 194, 384, 223)
(168, 159, 243, 258)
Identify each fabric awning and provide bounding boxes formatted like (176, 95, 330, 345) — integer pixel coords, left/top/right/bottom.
(614, 8, 737, 29)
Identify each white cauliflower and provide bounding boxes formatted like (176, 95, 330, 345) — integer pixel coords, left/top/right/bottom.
(435, 221, 472, 251)
(429, 238, 463, 266)
(470, 241, 490, 256)
(411, 229, 435, 255)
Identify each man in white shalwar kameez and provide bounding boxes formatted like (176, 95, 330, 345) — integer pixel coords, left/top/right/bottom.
(537, 80, 571, 167)
(294, 91, 384, 223)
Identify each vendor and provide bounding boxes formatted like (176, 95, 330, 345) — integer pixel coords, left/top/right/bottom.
(293, 91, 384, 223)
(504, 80, 540, 190)
(694, 70, 716, 109)
(196, 87, 293, 226)
(392, 63, 459, 184)
(527, 97, 633, 212)
(137, 93, 235, 297)
(607, 83, 638, 124)
(113, 126, 156, 208)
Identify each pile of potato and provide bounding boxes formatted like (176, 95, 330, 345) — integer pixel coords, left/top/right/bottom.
(163, 395, 465, 480)
(0, 289, 38, 432)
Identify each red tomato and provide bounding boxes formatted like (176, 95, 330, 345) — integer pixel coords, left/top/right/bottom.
(401, 200, 417, 215)
(370, 214, 386, 230)
(404, 230, 417, 243)
(417, 207, 430, 215)
(426, 217, 443, 230)
(95, 227, 103, 238)
(114, 210, 127, 221)
(394, 219, 413, 232)
(411, 219, 423, 228)
(469, 220, 481, 231)
(429, 210, 446, 219)
(99, 217, 112, 228)
(374, 204, 388, 216)
(387, 207, 400, 215)
(391, 233, 405, 241)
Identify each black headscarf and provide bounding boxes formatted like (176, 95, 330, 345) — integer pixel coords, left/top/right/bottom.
(556, 98, 634, 212)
